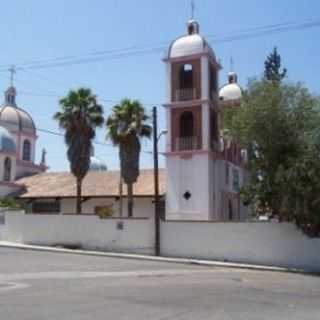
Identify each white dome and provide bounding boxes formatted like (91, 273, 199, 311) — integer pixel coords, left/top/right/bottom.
(169, 34, 206, 58)
(0, 105, 36, 134)
(0, 86, 36, 134)
(219, 83, 242, 102)
(168, 20, 215, 59)
(219, 72, 242, 106)
(90, 156, 107, 171)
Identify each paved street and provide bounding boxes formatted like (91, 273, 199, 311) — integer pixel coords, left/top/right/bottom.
(0, 248, 319, 319)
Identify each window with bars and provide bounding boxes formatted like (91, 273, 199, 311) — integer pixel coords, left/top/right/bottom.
(23, 140, 31, 161)
(4, 157, 11, 181)
(32, 201, 60, 214)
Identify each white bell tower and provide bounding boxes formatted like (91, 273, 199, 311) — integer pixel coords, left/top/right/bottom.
(163, 19, 222, 220)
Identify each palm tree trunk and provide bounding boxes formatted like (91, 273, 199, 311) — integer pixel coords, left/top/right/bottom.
(127, 183, 133, 218)
(119, 174, 123, 218)
(76, 176, 82, 214)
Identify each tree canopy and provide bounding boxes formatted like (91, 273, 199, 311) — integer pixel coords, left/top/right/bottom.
(223, 49, 320, 237)
(106, 98, 151, 217)
(264, 47, 287, 83)
(54, 88, 104, 214)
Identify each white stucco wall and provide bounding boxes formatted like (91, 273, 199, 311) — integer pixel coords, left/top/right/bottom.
(161, 221, 320, 272)
(166, 154, 211, 220)
(0, 210, 5, 240)
(2, 211, 320, 271)
(51, 197, 154, 218)
(3, 212, 154, 254)
(0, 154, 16, 182)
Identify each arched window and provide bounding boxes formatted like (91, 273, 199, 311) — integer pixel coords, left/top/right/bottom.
(179, 112, 195, 151)
(210, 111, 218, 147)
(228, 199, 233, 221)
(4, 157, 11, 181)
(180, 112, 194, 138)
(23, 140, 31, 161)
(179, 64, 193, 90)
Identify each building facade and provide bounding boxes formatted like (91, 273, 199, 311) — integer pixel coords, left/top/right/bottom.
(164, 19, 247, 221)
(0, 86, 47, 196)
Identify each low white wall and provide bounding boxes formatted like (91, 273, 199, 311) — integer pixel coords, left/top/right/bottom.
(3, 212, 320, 272)
(0, 212, 4, 241)
(3, 212, 154, 254)
(161, 221, 320, 272)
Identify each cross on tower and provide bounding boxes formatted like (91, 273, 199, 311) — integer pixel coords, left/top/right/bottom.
(230, 57, 234, 72)
(191, 0, 195, 19)
(8, 65, 16, 86)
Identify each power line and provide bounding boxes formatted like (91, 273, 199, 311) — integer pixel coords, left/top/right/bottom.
(0, 19, 319, 72)
(0, 113, 155, 156)
(0, 117, 112, 147)
(17, 89, 158, 109)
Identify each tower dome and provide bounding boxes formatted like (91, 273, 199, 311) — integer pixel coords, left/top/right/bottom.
(0, 86, 36, 134)
(168, 20, 215, 59)
(89, 156, 107, 171)
(0, 125, 16, 153)
(219, 72, 242, 107)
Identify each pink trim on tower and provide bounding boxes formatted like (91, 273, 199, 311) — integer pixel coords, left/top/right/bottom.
(17, 132, 21, 159)
(0, 150, 16, 157)
(163, 99, 220, 111)
(16, 159, 47, 171)
(164, 149, 218, 158)
(162, 52, 221, 69)
(8, 130, 38, 140)
(163, 99, 208, 109)
(21, 131, 38, 139)
(0, 181, 21, 188)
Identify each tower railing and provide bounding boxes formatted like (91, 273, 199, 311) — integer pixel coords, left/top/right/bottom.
(175, 88, 196, 101)
(175, 136, 198, 151)
(210, 140, 220, 152)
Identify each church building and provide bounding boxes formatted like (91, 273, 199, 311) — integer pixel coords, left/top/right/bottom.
(0, 18, 247, 221)
(0, 85, 47, 197)
(164, 18, 246, 221)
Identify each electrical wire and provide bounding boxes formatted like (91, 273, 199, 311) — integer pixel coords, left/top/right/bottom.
(0, 19, 318, 72)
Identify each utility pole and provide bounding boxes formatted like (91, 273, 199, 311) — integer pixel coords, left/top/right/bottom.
(153, 106, 160, 256)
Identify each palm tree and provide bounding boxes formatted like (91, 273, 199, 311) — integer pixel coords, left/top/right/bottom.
(54, 88, 104, 214)
(106, 98, 152, 217)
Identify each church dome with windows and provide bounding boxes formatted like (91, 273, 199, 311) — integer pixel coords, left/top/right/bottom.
(219, 72, 242, 107)
(89, 156, 107, 171)
(168, 20, 215, 59)
(0, 86, 36, 135)
(0, 125, 16, 153)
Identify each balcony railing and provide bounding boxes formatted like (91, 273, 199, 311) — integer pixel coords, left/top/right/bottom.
(210, 140, 220, 152)
(175, 88, 196, 101)
(175, 136, 198, 151)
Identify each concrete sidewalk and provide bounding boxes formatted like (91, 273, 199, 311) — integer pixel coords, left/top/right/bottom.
(0, 241, 305, 274)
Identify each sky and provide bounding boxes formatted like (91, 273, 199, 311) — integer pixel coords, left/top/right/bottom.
(0, 0, 319, 172)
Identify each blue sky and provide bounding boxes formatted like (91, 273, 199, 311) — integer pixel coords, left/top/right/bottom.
(0, 0, 319, 171)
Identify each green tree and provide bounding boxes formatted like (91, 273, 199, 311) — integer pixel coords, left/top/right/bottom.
(277, 127, 320, 236)
(224, 79, 320, 235)
(0, 197, 19, 209)
(106, 99, 152, 217)
(264, 47, 287, 83)
(54, 88, 104, 214)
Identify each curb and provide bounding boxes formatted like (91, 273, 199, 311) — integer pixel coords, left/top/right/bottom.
(0, 241, 308, 275)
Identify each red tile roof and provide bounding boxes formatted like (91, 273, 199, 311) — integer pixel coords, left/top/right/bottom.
(16, 169, 166, 199)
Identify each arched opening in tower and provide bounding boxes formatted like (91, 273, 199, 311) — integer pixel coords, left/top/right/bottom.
(210, 110, 219, 150)
(179, 111, 195, 150)
(178, 64, 194, 101)
(4, 157, 12, 181)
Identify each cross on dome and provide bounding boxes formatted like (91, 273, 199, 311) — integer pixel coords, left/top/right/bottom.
(4, 66, 17, 107)
(191, 0, 195, 19)
(8, 65, 16, 87)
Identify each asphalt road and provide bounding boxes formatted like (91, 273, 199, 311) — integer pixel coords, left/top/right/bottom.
(0, 248, 319, 320)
